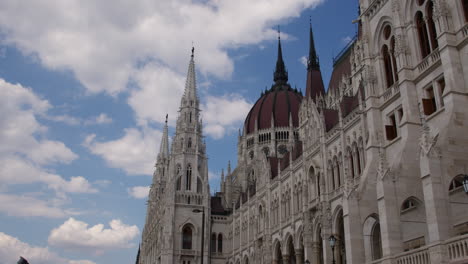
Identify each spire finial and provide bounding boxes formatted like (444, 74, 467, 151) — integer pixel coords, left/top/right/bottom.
(165, 114, 168, 124)
(273, 25, 288, 85)
(308, 21, 320, 70)
(191, 46, 194, 58)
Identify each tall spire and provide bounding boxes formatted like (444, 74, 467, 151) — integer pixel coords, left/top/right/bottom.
(158, 114, 169, 160)
(273, 26, 288, 85)
(308, 20, 320, 70)
(183, 47, 198, 100)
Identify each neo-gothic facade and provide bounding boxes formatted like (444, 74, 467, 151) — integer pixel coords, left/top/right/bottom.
(137, 0, 468, 263)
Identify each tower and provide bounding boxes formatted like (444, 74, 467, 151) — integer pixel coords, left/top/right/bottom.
(139, 48, 210, 264)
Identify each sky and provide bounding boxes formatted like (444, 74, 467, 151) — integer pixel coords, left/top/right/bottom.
(0, 0, 358, 263)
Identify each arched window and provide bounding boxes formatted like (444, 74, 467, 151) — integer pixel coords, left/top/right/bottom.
(182, 226, 193, 249)
(309, 166, 317, 199)
(382, 45, 394, 88)
(197, 177, 202, 193)
(186, 165, 192, 190)
(335, 158, 342, 187)
(176, 177, 181, 191)
(211, 233, 217, 253)
(449, 175, 465, 191)
(416, 11, 431, 58)
(380, 25, 398, 88)
(188, 138, 192, 148)
(426, 1, 438, 51)
(218, 233, 223, 253)
(317, 173, 321, 197)
(330, 164, 336, 190)
(372, 223, 383, 260)
(464, 0, 468, 22)
(348, 148, 355, 178)
(355, 144, 362, 175)
(401, 197, 418, 211)
(189, 111, 192, 123)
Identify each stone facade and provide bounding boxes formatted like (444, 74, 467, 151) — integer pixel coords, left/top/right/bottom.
(138, 1, 468, 263)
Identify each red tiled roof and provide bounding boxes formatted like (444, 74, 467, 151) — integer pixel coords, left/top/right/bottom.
(323, 108, 339, 132)
(305, 69, 326, 101)
(340, 95, 359, 117)
(328, 48, 352, 95)
(244, 89, 302, 135)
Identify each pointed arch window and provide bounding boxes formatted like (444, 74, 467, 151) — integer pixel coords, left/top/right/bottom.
(380, 25, 398, 88)
(182, 225, 193, 249)
(189, 111, 192, 123)
(188, 138, 192, 149)
(186, 164, 192, 190)
(464, 0, 468, 22)
(348, 148, 355, 179)
(176, 177, 181, 191)
(211, 233, 217, 253)
(426, 0, 438, 51)
(372, 223, 383, 260)
(217, 233, 223, 253)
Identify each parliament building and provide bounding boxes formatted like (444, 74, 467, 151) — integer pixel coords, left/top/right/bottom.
(137, 0, 468, 263)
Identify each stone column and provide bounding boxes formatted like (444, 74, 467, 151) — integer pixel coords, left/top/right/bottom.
(282, 254, 290, 264)
(420, 149, 450, 263)
(295, 249, 304, 264)
(342, 194, 365, 264)
(376, 174, 402, 263)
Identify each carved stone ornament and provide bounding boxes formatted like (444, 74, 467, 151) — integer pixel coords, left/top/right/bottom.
(433, 0, 450, 20)
(391, 0, 400, 13)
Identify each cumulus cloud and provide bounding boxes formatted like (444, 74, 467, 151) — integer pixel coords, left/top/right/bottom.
(48, 218, 139, 254)
(0, 0, 324, 125)
(83, 128, 161, 175)
(202, 95, 252, 139)
(299, 55, 308, 67)
(0, 79, 96, 192)
(128, 186, 150, 199)
(84, 113, 113, 125)
(0, 193, 68, 218)
(0, 232, 96, 264)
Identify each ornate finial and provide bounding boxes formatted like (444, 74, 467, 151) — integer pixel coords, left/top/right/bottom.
(165, 114, 168, 124)
(278, 25, 281, 40)
(273, 26, 288, 85)
(191, 46, 194, 58)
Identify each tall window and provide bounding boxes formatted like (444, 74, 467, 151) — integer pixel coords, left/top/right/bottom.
(188, 138, 192, 148)
(176, 177, 181, 191)
(464, 0, 468, 22)
(182, 226, 193, 249)
(211, 233, 217, 253)
(372, 223, 383, 260)
(348, 148, 355, 178)
(217, 233, 223, 253)
(381, 25, 398, 88)
(416, 11, 431, 58)
(415, 0, 438, 59)
(186, 165, 192, 190)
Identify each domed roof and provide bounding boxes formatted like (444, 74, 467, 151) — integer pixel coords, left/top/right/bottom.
(244, 37, 303, 135)
(244, 86, 302, 135)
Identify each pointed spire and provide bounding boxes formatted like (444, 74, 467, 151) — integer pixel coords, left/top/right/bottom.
(273, 26, 288, 85)
(158, 114, 170, 159)
(308, 20, 320, 70)
(227, 161, 231, 175)
(183, 47, 198, 101)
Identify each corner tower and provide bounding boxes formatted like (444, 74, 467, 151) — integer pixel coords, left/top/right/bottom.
(139, 48, 211, 264)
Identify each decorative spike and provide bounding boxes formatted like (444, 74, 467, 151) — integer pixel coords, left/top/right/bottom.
(273, 27, 288, 85)
(308, 22, 320, 70)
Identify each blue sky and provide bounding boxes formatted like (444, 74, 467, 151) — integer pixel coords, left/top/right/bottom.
(0, 0, 358, 263)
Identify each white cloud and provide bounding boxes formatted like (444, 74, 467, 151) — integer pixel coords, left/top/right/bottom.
(0, 232, 96, 264)
(128, 63, 185, 127)
(342, 36, 352, 44)
(128, 186, 150, 199)
(84, 113, 113, 125)
(0, 156, 97, 194)
(299, 55, 308, 67)
(84, 128, 161, 175)
(48, 217, 139, 254)
(0, 193, 67, 218)
(202, 95, 252, 139)
(0, 0, 325, 133)
(0, 79, 96, 195)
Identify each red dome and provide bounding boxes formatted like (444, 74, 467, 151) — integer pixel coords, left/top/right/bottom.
(244, 86, 302, 135)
